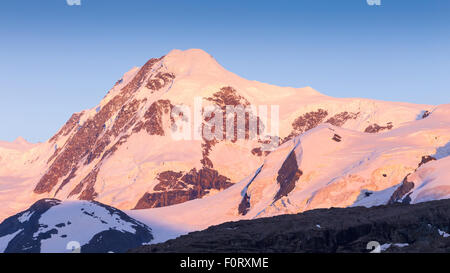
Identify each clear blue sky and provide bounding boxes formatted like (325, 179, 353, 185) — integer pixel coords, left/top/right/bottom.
(0, 0, 449, 142)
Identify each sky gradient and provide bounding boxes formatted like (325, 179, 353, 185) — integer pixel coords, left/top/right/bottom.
(0, 0, 449, 142)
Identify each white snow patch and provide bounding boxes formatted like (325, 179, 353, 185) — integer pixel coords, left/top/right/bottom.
(380, 243, 391, 252)
(380, 243, 409, 252)
(0, 229, 23, 253)
(36, 201, 137, 253)
(18, 211, 34, 223)
(438, 229, 450, 238)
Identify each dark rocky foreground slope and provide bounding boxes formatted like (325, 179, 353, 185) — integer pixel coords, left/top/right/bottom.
(130, 199, 450, 253)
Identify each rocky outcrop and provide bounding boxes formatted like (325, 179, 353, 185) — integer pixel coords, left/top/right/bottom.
(152, 171, 185, 191)
(68, 167, 100, 200)
(332, 134, 342, 142)
(388, 155, 437, 204)
(325, 112, 359, 127)
(130, 199, 450, 253)
(200, 86, 264, 168)
(418, 155, 436, 167)
(273, 150, 302, 202)
(251, 147, 271, 157)
(364, 122, 393, 133)
(283, 109, 329, 143)
(146, 72, 175, 91)
(206, 86, 250, 108)
(134, 167, 233, 209)
(282, 111, 360, 144)
(238, 193, 251, 216)
(422, 110, 431, 119)
(238, 166, 263, 216)
(133, 99, 173, 136)
(388, 176, 415, 204)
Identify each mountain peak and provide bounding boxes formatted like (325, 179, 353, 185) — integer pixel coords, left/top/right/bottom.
(0, 136, 36, 151)
(13, 136, 28, 144)
(163, 48, 226, 76)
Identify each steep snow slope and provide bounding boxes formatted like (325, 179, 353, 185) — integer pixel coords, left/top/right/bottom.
(129, 104, 450, 242)
(0, 49, 435, 223)
(0, 138, 55, 221)
(0, 199, 152, 253)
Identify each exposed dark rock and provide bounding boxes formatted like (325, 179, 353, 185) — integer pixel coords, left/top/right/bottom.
(325, 112, 359, 127)
(68, 168, 100, 200)
(283, 109, 329, 143)
(388, 155, 437, 204)
(238, 193, 251, 216)
(200, 87, 254, 167)
(133, 99, 173, 136)
(238, 166, 263, 216)
(83, 98, 143, 167)
(364, 122, 393, 133)
(130, 199, 450, 253)
(198, 86, 272, 172)
(206, 86, 250, 108)
(273, 150, 302, 202)
(251, 147, 263, 157)
(100, 134, 130, 161)
(146, 72, 175, 91)
(332, 134, 342, 142)
(251, 147, 271, 157)
(422, 110, 431, 119)
(121, 57, 163, 94)
(388, 176, 415, 204)
(200, 139, 217, 169)
(153, 171, 185, 191)
(134, 167, 234, 209)
(418, 155, 436, 167)
(54, 167, 78, 196)
(113, 78, 123, 86)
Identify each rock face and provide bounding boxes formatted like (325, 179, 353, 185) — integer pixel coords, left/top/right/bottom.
(273, 150, 302, 202)
(388, 155, 437, 204)
(35, 59, 164, 195)
(134, 167, 233, 209)
(364, 122, 394, 133)
(130, 199, 450, 253)
(283, 109, 329, 143)
(0, 199, 153, 253)
(282, 110, 360, 144)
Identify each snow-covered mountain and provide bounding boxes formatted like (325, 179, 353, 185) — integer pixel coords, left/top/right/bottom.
(0, 199, 152, 253)
(0, 49, 432, 222)
(0, 48, 448, 247)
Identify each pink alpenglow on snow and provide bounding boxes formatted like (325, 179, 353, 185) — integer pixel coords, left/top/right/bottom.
(0, 49, 449, 247)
